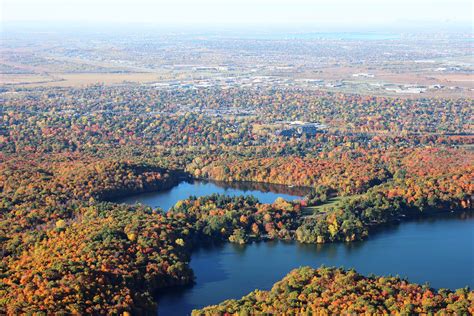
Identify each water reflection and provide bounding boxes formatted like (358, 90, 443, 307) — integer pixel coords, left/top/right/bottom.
(210, 180, 311, 197)
(115, 179, 306, 211)
(116, 180, 474, 316)
(157, 211, 474, 316)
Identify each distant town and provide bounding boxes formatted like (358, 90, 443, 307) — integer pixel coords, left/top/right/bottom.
(1, 30, 472, 97)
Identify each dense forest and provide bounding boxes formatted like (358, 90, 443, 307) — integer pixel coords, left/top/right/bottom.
(1, 86, 473, 314)
(193, 266, 474, 315)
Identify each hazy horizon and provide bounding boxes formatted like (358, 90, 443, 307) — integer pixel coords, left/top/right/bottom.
(1, 0, 473, 33)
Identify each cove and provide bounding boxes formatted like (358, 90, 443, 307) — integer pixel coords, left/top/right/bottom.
(157, 212, 474, 315)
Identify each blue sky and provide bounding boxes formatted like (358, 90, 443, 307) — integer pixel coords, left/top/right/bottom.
(2, 0, 472, 29)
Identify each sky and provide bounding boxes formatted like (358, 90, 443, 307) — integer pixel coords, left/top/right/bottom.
(1, 0, 473, 29)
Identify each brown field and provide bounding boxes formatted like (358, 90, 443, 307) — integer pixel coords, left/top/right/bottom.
(296, 65, 473, 98)
(1, 67, 471, 99)
(429, 74, 473, 84)
(305, 66, 472, 87)
(0, 72, 164, 87)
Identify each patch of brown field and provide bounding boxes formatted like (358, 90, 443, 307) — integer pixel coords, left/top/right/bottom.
(428, 74, 473, 83)
(292, 66, 473, 98)
(1, 72, 164, 87)
(298, 65, 472, 86)
(0, 74, 57, 85)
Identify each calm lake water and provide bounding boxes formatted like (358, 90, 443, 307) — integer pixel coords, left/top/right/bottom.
(115, 181, 474, 316)
(115, 180, 308, 211)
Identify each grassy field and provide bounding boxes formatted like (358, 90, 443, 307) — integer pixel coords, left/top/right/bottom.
(301, 196, 343, 216)
(301, 194, 364, 217)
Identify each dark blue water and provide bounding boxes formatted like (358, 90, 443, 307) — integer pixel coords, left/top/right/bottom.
(157, 212, 474, 315)
(116, 181, 474, 315)
(115, 180, 307, 211)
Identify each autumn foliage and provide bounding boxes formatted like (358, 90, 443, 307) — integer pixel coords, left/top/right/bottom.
(193, 266, 474, 315)
(1, 85, 473, 314)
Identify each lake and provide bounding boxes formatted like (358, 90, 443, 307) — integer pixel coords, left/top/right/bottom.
(115, 180, 474, 316)
(114, 179, 308, 211)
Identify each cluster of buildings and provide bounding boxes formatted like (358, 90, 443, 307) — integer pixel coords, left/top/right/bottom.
(174, 104, 256, 117)
(276, 121, 328, 137)
(149, 75, 301, 90)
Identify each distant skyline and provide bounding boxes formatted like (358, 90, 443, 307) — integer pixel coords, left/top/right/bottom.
(1, 0, 472, 31)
